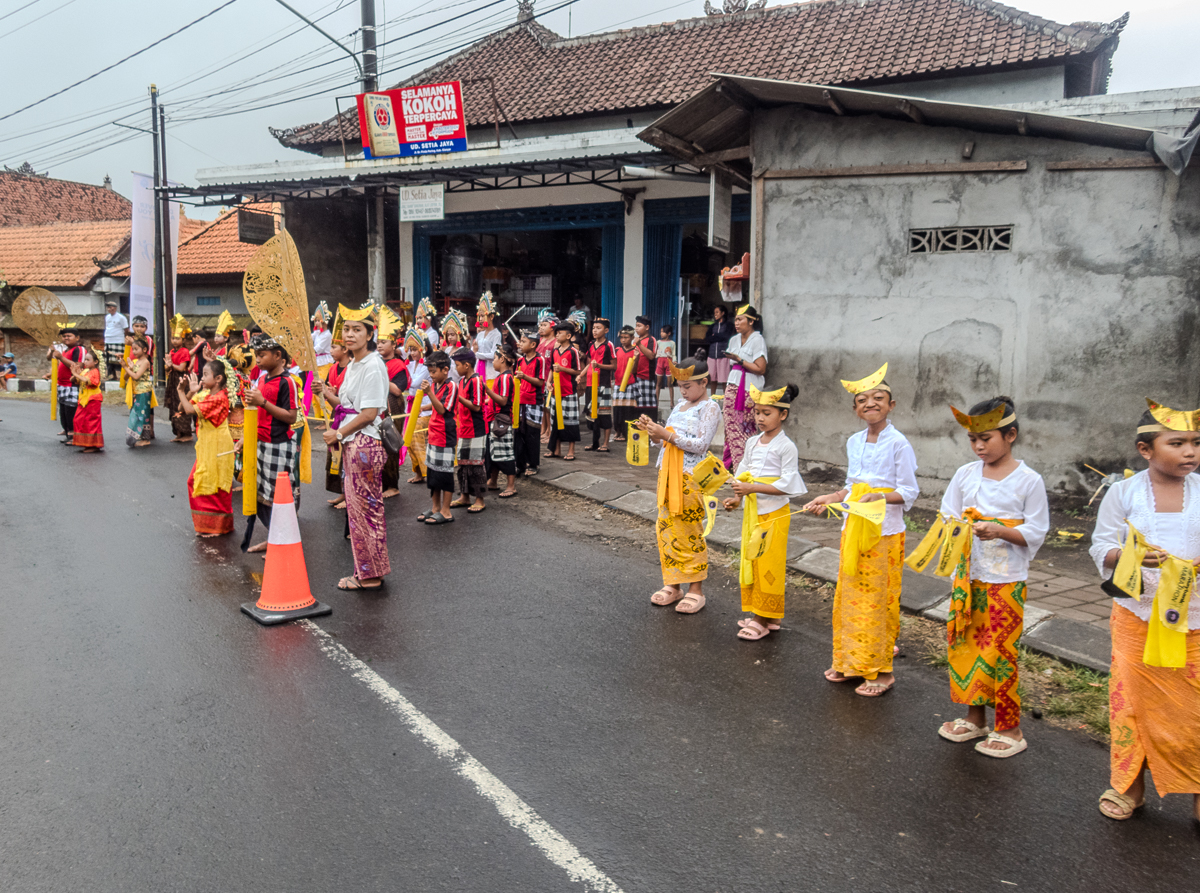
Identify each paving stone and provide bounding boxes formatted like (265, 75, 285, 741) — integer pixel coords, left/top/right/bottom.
(787, 536, 820, 558)
(790, 546, 840, 583)
(545, 472, 604, 492)
(923, 597, 952, 623)
(899, 569, 949, 614)
(706, 516, 742, 548)
(1026, 576, 1091, 594)
(577, 479, 636, 503)
(607, 489, 660, 518)
(1022, 617, 1110, 673)
(1023, 605, 1053, 633)
(1029, 594, 1087, 609)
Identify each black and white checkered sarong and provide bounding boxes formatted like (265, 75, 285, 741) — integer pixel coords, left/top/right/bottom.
(488, 430, 515, 463)
(549, 393, 580, 427)
(584, 384, 613, 413)
(632, 378, 656, 408)
(57, 384, 79, 406)
(425, 442, 456, 474)
(612, 382, 636, 407)
(520, 402, 543, 425)
(457, 434, 486, 466)
(256, 437, 300, 508)
(104, 343, 125, 373)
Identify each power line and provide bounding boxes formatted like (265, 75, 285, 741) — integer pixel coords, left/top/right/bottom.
(0, 0, 46, 25)
(0, 0, 243, 124)
(0, 0, 76, 41)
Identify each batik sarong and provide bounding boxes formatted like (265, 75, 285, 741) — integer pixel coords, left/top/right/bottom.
(656, 473, 708, 586)
(722, 377, 757, 470)
(344, 434, 391, 580)
(741, 504, 791, 620)
(831, 530, 904, 681)
(409, 416, 429, 478)
(1110, 603, 1200, 795)
(126, 392, 152, 446)
(948, 580, 1025, 731)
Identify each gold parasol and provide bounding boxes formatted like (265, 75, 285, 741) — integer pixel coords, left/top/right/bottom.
(11, 286, 68, 346)
(242, 229, 318, 374)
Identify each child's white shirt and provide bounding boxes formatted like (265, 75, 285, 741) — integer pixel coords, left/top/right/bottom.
(939, 460, 1049, 583)
(736, 431, 808, 514)
(656, 340, 676, 359)
(843, 422, 920, 536)
(408, 360, 432, 417)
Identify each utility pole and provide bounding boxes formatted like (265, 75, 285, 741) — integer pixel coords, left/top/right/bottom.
(362, 0, 386, 306)
(361, 0, 377, 92)
(159, 105, 175, 327)
(150, 85, 166, 381)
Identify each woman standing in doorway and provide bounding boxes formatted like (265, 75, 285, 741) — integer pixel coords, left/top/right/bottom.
(722, 304, 767, 470)
(704, 304, 734, 395)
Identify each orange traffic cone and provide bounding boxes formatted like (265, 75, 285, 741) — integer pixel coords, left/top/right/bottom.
(241, 472, 332, 625)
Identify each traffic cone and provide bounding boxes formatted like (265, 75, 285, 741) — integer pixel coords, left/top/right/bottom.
(241, 472, 332, 626)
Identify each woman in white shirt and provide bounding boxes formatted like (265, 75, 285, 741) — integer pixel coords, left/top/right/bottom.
(932, 397, 1048, 759)
(722, 304, 767, 471)
(638, 352, 722, 615)
(1089, 403, 1200, 823)
(322, 317, 390, 591)
(804, 365, 919, 698)
(725, 383, 808, 640)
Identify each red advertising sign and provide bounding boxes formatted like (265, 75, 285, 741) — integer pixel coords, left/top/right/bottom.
(355, 80, 467, 159)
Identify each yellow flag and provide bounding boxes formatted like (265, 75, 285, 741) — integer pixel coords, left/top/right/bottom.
(403, 389, 425, 447)
(829, 497, 888, 527)
(692, 453, 731, 495)
(702, 494, 720, 538)
(50, 357, 59, 420)
(553, 370, 564, 430)
(242, 407, 258, 516)
(1112, 524, 1148, 601)
(934, 516, 973, 578)
(626, 422, 648, 466)
(619, 355, 636, 391)
(512, 377, 521, 429)
(746, 524, 771, 561)
(590, 370, 599, 420)
(905, 514, 949, 573)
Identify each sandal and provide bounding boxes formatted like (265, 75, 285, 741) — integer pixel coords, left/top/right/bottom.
(416, 512, 433, 522)
(597, 447, 610, 452)
(524, 469, 538, 477)
(739, 618, 780, 631)
(468, 505, 486, 514)
(583, 446, 598, 451)
(974, 732, 1027, 758)
(425, 513, 454, 524)
(824, 669, 861, 683)
(563, 455, 576, 461)
(544, 452, 559, 459)
(449, 499, 470, 508)
(938, 719, 991, 743)
(337, 576, 383, 591)
(1099, 788, 1144, 821)
(675, 593, 705, 614)
(650, 586, 684, 606)
(737, 619, 772, 640)
(855, 678, 894, 698)
(407, 476, 425, 484)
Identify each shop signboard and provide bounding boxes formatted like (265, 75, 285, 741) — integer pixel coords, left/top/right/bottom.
(708, 169, 732, 252)
(356, 80, 467, 159)
(400, 184, 445, 221)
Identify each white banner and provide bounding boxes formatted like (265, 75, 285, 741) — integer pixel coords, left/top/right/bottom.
(129, 172, 180, 335)
(400, 183, 444, 221)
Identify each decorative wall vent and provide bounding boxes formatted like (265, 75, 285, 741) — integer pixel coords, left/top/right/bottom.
(909, 225, 1013, 254)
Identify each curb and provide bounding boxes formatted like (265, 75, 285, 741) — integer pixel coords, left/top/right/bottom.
(531, 468, 1111, 674)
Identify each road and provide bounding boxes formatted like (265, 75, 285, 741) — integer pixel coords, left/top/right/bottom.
(1, 397, 1197, 893)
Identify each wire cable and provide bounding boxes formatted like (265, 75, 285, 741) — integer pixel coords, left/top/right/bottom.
(0, 0, 78, 43)
(0, 0, 46, 25)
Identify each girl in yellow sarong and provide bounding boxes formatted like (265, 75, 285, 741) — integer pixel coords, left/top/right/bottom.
(725, 383, 807, 640)
(803, 364, 919, 697)
(1090, 403, 1200, 823)
(638, 352, 722, 615)
(932, 397, 1049, 758)
(176, 359, 236, 537)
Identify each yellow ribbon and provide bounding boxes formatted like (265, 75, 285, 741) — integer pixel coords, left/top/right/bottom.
(1113, 522, 1195, 668)
(403, 388, 425, 446)
(625, 421, 648, 466)
(512, 376, 521, 430)
(737, 473, 781, 586)
(590, 366, 599, 420)
(553, 369, 564, 430)
(619, 355, 636, 391)
(242, 406, 258, 516)
(50, 356, 58, 420)
(835, 482, 893, 579)
(656, 428, 684, 516)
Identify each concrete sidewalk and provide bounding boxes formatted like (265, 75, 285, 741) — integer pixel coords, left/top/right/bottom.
(531, 445, 1110, 673)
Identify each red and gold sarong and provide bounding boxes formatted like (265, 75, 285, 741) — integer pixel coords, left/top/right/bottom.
(831, 531, 904, 680)
(1109, 603, 1200, 795)
(948, 580, 1025, 731)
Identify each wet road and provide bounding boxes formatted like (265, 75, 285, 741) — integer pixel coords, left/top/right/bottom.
(1, 398, 1197, 893)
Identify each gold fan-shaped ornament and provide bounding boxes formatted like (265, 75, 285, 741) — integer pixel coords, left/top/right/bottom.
(11, 286, 68, 345)
(242, 229, 318, 373)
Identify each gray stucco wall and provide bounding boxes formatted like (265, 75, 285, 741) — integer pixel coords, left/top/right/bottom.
(283, 197, 369, 309)
(754, 107, 1200, 493)
(871, 66, 1065, 106)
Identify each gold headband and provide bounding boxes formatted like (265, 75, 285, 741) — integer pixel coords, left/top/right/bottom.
(841, 362, 889, 395)
(1144, 398, 1200, 433)
(950, 404, 1016, 433)
(748, 385, 790, 408)
(669, 359, 708, 382)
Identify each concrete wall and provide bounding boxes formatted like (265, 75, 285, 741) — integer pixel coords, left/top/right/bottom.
(752, 106, 1200, 493)
(872, 66, 1066, 106)
(174, 282, 246, 315)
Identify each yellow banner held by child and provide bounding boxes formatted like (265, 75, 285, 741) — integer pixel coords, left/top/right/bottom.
(403, 388, 425, 447)
(1113, 522, 1196, 668)
(553, 369, 564, 430)
(692, 453, 731, 495)
(50, 356, 59, 420)
(242, 407, 258, 516)
(619, 355, 636, 391)
(626, 421, 648, 466)
(590, 369, 599, 420)
(512, 379, 521, 430)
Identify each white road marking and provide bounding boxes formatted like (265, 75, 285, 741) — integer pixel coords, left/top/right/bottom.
(301, 621, 626, 893)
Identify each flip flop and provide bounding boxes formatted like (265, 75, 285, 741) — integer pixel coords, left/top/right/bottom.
(407, 476, 425, 484)
(583, 446, 598, 451)
(337, 576, 383, 591)
(425, 513, 454, 524)
(824, 669, 861, 683)
(449, 499, 470, 508)
(524, 469, 538, 476)
(468, 505, 486, 514)
(563, 455, 576, 461)
(597, 448, 610, 452)
(855, 678, 895, 698)
(544, 452, 559, 459)
(498, 490, 518, 498)
(938, 719, 991, 742)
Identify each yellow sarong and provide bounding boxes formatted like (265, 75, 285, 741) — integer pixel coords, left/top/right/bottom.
(656, 473, 708, 586)
(741, 504, 791, 620)
(832, 531, 905, 680)
(838, 482, 893, 578)
(191, 391, 235, 496)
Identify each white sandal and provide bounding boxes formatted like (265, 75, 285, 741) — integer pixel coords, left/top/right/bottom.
(974, 731, 1027, 758)
(938, 719, 990, 743)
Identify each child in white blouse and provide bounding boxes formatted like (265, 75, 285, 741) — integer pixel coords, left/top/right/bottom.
(933, 397, 1048, 758)
(725, 384, 808, 640)
(804, 368, 919, 697)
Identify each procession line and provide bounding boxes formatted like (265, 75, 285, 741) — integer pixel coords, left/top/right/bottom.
(301, 621, 625, 893)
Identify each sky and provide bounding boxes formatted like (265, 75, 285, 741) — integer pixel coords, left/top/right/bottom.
(0, 0, 1196, 220)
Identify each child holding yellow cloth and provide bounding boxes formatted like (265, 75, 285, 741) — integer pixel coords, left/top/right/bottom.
(725, 383, 807, 640)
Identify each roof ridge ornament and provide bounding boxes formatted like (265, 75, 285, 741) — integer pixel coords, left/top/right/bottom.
(517, 0, 534, 23)
(705, 0, 766, 14)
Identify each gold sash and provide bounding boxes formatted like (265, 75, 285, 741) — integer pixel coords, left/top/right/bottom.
(657, 429, 684, 516)
(835, 482, 893, 578)
(737, 473, 782, 586)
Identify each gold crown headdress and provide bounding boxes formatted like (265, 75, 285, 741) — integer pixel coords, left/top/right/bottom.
(476, 292, 496, 320)
(215, 309, 236, 338)
(171, 313, 192, 338)
(377, 305, 404, 342)
(416, 297, 437, 320)
(404, 326, 425, 355)
(311, 300, 331, 325)
(441, 309, 469, 340)
(1139, 398, 1200, 434)
(950, 403, 1016, 433)
(331, 303, 376, 344)
(669, 359, 709, 383)
(841, 362, 890, 396)
(748, 384, 790, 408)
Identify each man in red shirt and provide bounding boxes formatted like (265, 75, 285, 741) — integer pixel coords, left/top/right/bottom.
(545, 322, 581, 461)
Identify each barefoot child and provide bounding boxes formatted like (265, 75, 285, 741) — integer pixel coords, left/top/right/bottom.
(243, 334, 300, 552)
(803, 364, 919, 697)
(1090, 399, 1200, 823)
(123, 338, 156, 448)
(177, 361, 236, 537)
(928, 397, 1048, 757)
(484, 345, 518, 498)
(513, 331, 546, 477)
(69, 347, 105, 452)
(580, 317, 615, 452)
(545, 322, 581, 461)
(725, 384, 807, 640)
(421, 351, 457, 524)
(655, 324, 676, 407)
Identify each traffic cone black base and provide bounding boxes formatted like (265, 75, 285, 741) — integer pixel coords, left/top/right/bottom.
(240, 599, 332, 626)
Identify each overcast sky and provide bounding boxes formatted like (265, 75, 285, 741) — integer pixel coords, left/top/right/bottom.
(1, 0, 1196, 219)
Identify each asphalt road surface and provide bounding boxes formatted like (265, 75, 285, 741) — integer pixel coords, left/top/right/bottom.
(1, 398, 1197, 893)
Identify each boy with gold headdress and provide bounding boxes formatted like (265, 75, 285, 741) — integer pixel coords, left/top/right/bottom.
(724, 383, 808, 640)
(914, 397, 1048, 757)
(1090, 398, 1200, 823)
(804, 363, 919, 697)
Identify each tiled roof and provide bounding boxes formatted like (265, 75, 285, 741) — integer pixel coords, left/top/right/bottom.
(277, 0, 1125, 152)
(0, 172, 131, 227)
(174, 204, 278, 276)
(0, 220, 130, 288)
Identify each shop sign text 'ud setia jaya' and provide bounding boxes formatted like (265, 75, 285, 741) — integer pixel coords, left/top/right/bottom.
(356, 81, 467, 160)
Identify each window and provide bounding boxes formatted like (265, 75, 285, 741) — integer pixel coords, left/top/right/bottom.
(196, 296, 221, 306)
(909, 225, 1013, 254)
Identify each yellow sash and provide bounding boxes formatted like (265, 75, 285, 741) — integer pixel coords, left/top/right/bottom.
(512, 378, 521, 429)
(242, 407, 258, 515)
(657, 429, 684, 516)
(737, 473, 782, 586)
(590, 368, 599, 420)
(553, 369, 564, 430)
(1113, 522, 1195, 668)
(619, 355, 636, 391)
(77, 369, 102, 408)
(403, 389, 425, 446)
(625, 421, 648, 466)
(835, 482, 893, 578)
(50, 357, 59, 420)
